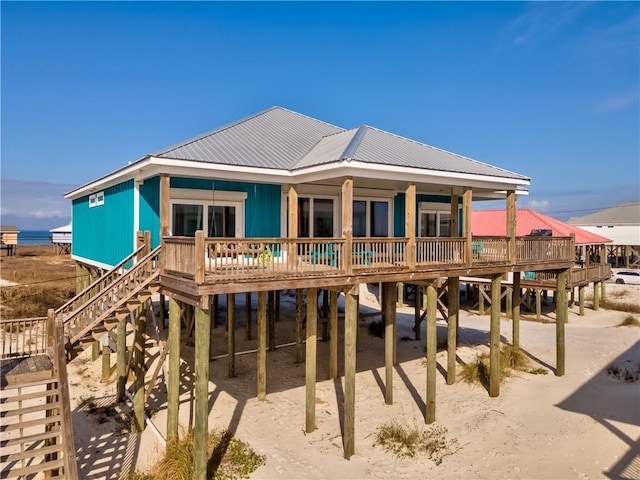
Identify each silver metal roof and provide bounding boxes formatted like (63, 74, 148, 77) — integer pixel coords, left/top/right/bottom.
(153, 106, 529, 181)
(155, 107, 343, 169)
(568, 202, 640, 226)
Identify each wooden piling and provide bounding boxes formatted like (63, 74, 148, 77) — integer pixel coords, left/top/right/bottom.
(193, 306, 211, 480)
(556, 270, 567, 377)
(245, 292, 252, 340)
(344, 287, 358, 458)
(268, 291, 276, 351)
(257, 291, 267, 400)
(167, 297, 181, 444)
(329, 290, 338, 379)
(133, 306, 146, 432)
(384, 282, 396, 405)
(116, 315, 127, 402)
(593, 282, 600, 311)
(305, 288, 318, 434)
(227, 293, 235, 378)
(296, 289, 304, 364)
(512, 272, 521, 350)
(579, 285, 585, 316)
(489, 274, 501, 398)
(447, 276, 459, 385)
(425, 282, 437, 423)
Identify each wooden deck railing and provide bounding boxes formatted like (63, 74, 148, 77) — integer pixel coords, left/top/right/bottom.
(161, 233, 575, 283)
(0, 316, 50, 358)
(516, 236, 574, 264)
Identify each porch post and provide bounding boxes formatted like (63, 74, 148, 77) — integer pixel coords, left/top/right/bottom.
(507, 190, 517, 264)
(593, 281, 600, 311)
(384, 282, 396, 405)
(167, 297, 181, 444)
(556, 270, 568, 376)
(489, 274, 502, 398)
(406, 183, 416, 269)
(160, 174, 170, 237)
(579, 285, 585, 316)
(342, 178, 354, 275)
(425, 281, 437, 423)
(344, 285, 358, 458)
(462, 187, 473, 266)
(305, 288, 318, 433)
(193, 305, 211, 480)
(447, 276, 459, 385)
(288, 184, 298, 268)
(450, 189, 459, 237)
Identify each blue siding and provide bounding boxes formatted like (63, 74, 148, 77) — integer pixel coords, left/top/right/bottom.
(139, 176, 161, 248)
(72, 180, 135, 266)
(394, 193, 462, 236)
(170, 178, 281, 237)
(394, 193, 405, 237)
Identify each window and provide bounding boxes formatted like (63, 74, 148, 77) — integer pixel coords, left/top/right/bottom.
(208, 205, 236, 237)
(172, 204, 203, 236)
(170, 189, 246, 237)
(419, 202, 453, 237)
(295, 197, 336, 238)
(89, 191, 105, 208)
(352, 199, 391, 237)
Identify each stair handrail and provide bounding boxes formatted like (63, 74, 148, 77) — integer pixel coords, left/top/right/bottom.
(55, 243, 147, 317)
(61, 246, 160, 326)
(47, 309, 79, 479)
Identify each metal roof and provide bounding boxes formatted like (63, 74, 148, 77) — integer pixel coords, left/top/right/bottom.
(472, 209, 612, 245)
(154, 107, 529, 181)
(154, 106, 343, 169)
(567, 202, 640, 226)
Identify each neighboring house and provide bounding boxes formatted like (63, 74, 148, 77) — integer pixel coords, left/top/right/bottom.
(0, 225, 19, 256)
(65, 106, 533, 270)
(50, 223, 72, 255)
(568, 202, 640, 266)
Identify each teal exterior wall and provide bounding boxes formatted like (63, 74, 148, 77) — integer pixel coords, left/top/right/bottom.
(170, 178, 281, 237)
(394, 193, 462, 237)
(72, 180, 135, 267)
(139, 176, 161, 248)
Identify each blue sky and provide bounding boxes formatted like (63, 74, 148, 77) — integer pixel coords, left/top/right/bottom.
(1, 1, 638, 229)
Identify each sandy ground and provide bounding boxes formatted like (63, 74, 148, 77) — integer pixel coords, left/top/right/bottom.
(66, 282, 640, 480)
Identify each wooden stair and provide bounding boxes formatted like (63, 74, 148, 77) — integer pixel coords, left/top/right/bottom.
(1, 237, 161, 480)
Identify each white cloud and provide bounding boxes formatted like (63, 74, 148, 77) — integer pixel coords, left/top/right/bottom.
(525, 199, 551, 211)
(502, 3, 590, 50)
(598, 93, 638, 112)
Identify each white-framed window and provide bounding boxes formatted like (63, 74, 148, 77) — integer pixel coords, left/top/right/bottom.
(353, 198, 391, 237)
(89, 191, 105, 208)
(170, 189, 246, 237)
(284, 193, 340, 238)
(419, 202, 454, 237)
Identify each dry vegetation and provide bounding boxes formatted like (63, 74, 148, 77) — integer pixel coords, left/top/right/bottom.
(460, 343, 547, 386)
(126, 428, 265, 480)
(373, 419, 459, 465)
(0, 246, 76, 318)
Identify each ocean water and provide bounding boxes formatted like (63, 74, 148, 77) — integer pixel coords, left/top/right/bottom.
(18, 230, 52, 245)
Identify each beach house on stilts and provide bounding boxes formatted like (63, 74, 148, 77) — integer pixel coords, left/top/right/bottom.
(61, 106, 578, 478)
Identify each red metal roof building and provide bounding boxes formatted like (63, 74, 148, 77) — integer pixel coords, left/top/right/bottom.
(472, 209, 612, 245)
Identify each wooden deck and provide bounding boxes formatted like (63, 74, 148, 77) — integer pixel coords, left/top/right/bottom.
(160, 234, 576, 299)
